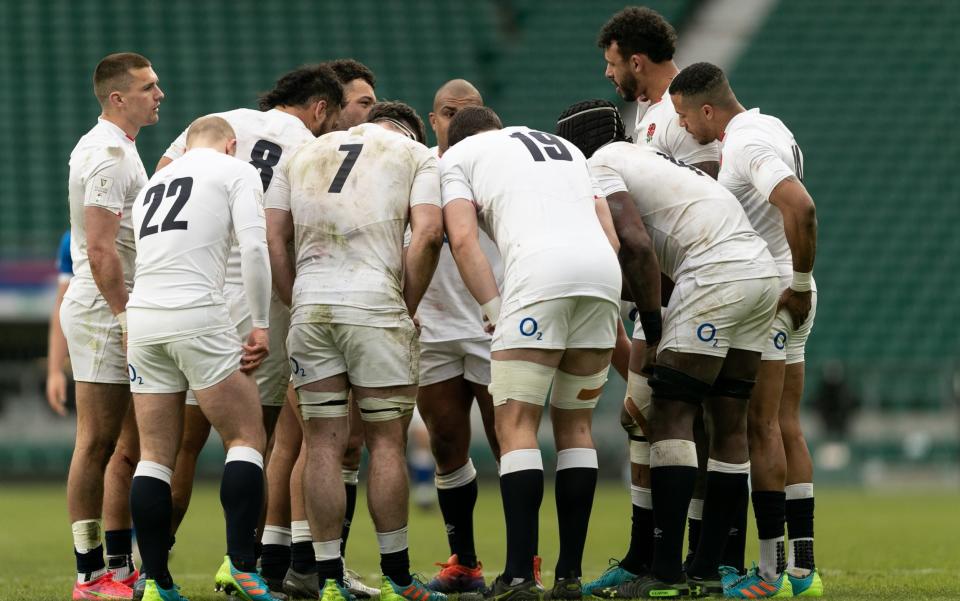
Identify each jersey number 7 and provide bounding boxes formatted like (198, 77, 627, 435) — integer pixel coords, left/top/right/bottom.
(328, 144, 364, 193)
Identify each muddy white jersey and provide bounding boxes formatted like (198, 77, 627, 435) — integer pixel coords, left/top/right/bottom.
(590, 141, 778, 284)
(128, 149, 265, 316)
(439, 126, 621, 314)
(720, 108, 804, 277)
(65, 119, 147, 304)
(163, 108, 315, 286)
(635, 95, 719, 166)
(417, 147, 503, 343)
(266, 123, 440, 324)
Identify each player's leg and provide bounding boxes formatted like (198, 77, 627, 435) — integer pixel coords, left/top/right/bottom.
(261, 388, 300, 592)
(341, 397, 363, 558)
(548, 346, 612, 597)
(128, 391, 184, 594)
(68, 382, 133, 595)
(419, 370, 485, 592)
(781, 361, 821, 596)
(169, 402, 211, 540)
(195, 369, 277, 600)
(464, 339, 501, 461)
(103, 400, 140, 587)
(296, 374, 352, 594)
(746, 359, 788, 584)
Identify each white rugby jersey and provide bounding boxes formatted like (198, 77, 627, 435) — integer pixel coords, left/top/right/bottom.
(719, 108, 805, 277)
(417, 147, 502, 343)
(439, 126, 621, 314)
(635, 95, 719, 166)
(163, 108, 315, 286)
(590, 141, 778, 284)
(128, 149, 266, 317)
(65, 118, 147, 304)
(265, 123, 440, 324)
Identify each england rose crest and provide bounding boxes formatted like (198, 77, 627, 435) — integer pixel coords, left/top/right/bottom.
(646, 123, 656, 142)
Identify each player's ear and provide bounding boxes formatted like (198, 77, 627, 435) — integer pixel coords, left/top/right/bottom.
(226, 138, 237, 157)
(108, 90, 124, 110)
(314, 99, 327, 124)
(630, 53, 644, 73)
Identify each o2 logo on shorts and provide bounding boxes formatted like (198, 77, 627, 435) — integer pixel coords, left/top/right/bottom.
(290, 357, 306, 377)
(773, 331, 787, 350)
(697, 323, 719, 348)
(127, 363, 143, 385)
(519, 317, 543, 340)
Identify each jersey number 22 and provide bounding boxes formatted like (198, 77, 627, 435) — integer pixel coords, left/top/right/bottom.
(139, 177, 193, 239)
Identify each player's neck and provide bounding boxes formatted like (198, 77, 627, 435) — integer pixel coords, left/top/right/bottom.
(100, 112, 139, 141)
(715, 102, 747, 138)
(275, 105, 311, 129)
(644, 61, 679, 104)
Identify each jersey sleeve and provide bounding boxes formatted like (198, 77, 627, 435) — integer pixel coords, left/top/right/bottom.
(588, 156, 629, 196)
(82, 150, 128, 214)
(659, 115, 720, 166)
(409, 149, 441, 208)
(230, 164, 267, 232)
(163, 126, 189, 161)
(56, 230, 73, 280)
(263, 160, 291, 212)
(731, 140, 795, 201)
(439, 154, 474, 207)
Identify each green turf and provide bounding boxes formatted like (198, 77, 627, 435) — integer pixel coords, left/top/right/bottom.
(0, 483, 957, 600)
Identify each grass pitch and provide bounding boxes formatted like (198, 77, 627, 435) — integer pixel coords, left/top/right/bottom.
(0, 483, 957, 600)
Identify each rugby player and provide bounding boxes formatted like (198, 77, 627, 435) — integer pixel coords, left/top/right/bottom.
(126, 116, 279, 601)
(591, 8, 726, 591)
(62, 52, 162, 600)
(440, 107, 625, 600)
(670, 62, 821, 598)
(559, 98, 781, 598)
(265, 101, 445, 601)
(46, 230, 73, 417)
(418, 79, 502, 594)
(153, 65, 342, 596)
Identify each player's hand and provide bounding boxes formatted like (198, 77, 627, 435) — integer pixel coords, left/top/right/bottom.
(45, 370, 68, 416)
(241, 327, 270, 373)
(778, 288, 812, 330)
(483, 321, 496, 335)
(412, 315, 422, 337)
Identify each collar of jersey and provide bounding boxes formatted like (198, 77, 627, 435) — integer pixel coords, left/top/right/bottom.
(98, 117, 136, 144)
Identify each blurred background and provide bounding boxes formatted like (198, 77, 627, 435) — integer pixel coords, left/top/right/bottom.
(0, 0, 958, 488)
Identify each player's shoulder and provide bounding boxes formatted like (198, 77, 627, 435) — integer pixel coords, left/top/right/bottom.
(727, 108, 794, 143)
(71, 121, 128, 162)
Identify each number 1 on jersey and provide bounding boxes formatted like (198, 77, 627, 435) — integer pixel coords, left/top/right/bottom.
(328, 144, 364, 193)
(510, 131, 573, 162)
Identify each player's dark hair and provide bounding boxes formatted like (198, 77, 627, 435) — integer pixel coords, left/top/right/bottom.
(447, 106, 503, 148)
(258, 64, 344, 111)
(597, 7, 676, 63)
(556, 99, 630, 159)
(669, 61, 729, 99)
(367, 101, 426, 144)
(326, 58, 376, 89)
(93, 52, 151, 104)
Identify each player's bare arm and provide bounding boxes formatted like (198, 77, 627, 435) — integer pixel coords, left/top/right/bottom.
(692, 160, 719, 179)
(402, 204, 443, 316)
(84, 206, 129, 316)
(265, 208, 295, 307)
(155, 156, 174, 173)
(45, 279, 70, 416)
(236, 225, 272, 372)
(769, 175, 817, 328)
(443, 199, 500, 329)
(604, 191, 661, 316)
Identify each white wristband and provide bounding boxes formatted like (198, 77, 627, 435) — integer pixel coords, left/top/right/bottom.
(790, 271, 813, 292)
(481, 296, 502, 326)
(116, 311, 128, 333)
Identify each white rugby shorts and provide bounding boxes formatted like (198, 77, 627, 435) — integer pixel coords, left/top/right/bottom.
(419, 338, 491, 387)
(492, 296, 618, 352)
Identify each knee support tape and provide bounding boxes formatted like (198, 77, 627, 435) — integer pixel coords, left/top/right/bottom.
(357, 396, 415, 422)
(489, 360, 555, 406)
(298, 390, 349, 420)
(629, 439, 650, 465)
(550, 368, 608, 409)
(649, 365, 711, 405)
(649, 439, 698, 468)
(622, 369, 652, 436)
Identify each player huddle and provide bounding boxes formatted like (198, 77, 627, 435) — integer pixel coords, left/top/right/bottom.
(57, 6, 820, 601)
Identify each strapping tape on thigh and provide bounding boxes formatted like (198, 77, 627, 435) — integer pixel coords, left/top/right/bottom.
(550, 368, 608, 409)
(488, 360, 555, 406)
(298, 390, 349, 420)
(357, 396, 415, 422)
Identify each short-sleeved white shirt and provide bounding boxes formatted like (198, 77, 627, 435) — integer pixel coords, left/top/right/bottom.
(439, 126, 621, 314)
(65, 119, 147, 304)
(719, 108, 804, 277)
(163, 108, 315, 286)
(635, 95, 719, 166)
(590, 141, 778, 284)
(265, 123, 440, 325)
(128, 149, 265, 342)
(416, 147, 502, 343)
